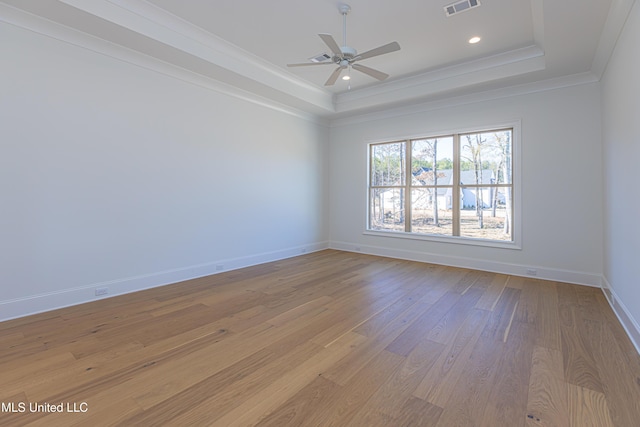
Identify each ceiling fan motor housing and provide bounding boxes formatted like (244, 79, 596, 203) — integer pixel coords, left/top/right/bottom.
(335, 46, 357, 66)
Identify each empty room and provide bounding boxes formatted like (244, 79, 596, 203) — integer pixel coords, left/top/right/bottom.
(1, 0, 639, 426)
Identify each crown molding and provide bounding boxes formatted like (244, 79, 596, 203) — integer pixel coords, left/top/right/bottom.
(1, 0, 336, 114)
(61, 0, 334, 107)
(334, 45, 546, 114)
(0, 2, 330, 125)
(329, 71, 598, 128)
(591, 0, 637, 79)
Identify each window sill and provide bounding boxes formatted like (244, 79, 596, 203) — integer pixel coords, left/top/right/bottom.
(363, 229, 522, 250)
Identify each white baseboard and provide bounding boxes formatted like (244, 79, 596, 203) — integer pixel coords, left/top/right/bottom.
(601, 277, 640, 355)
(329, 241, 602, 287)
(0, 241, 329, 322)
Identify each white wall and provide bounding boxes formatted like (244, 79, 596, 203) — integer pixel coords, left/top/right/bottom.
(601, 1, 640, 343)
(329, 83, 603, 284)
(0, 22, 329, 320)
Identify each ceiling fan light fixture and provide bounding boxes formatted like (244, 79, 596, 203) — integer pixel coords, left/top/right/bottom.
(342, 65, 351, 80)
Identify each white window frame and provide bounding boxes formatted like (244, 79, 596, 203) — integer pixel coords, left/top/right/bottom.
(365, 122, 522, 250)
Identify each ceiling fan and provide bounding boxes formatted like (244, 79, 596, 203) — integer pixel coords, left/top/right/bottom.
(287, 3, 401, 86)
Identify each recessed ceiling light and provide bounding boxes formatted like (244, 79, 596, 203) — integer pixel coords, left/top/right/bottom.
(469, 36, 481, 44)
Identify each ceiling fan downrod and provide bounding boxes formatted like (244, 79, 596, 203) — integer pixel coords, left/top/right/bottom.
(340, 4, 351, 48)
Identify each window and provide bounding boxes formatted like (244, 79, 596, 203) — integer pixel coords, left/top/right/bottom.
(368, 127, 516, 246)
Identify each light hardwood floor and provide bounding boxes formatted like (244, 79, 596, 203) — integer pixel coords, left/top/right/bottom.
(1, 250, 639, 426)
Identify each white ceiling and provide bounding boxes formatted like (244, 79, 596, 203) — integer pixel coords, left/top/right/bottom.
(146, 0, 536, 90)
(0, 0, 628, 119)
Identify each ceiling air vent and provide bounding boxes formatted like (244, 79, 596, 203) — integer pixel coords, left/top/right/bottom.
(444, 0, 480, 17)
(309, 53, 331, 63)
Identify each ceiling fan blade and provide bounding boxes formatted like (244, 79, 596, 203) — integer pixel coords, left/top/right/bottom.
(287, 62, 336, 67)
(319, 34, 342, 57)
(352, 63, 389, 81)
(325, 67, 343, 86)
(356, 41, 401, 61)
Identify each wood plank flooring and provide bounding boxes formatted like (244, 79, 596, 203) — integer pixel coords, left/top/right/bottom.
(1, 250, 639, 426)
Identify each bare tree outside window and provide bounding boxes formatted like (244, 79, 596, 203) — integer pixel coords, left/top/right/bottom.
(411, 137, 454, 236)
(460, 130, 512, 240)
(370, 142, 405, 231)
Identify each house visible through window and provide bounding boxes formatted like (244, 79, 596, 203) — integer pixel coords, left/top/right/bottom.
(368, 128, 515, 245)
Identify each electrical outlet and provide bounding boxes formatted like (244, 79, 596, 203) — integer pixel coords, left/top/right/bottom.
(355, 246, 361, 251)
(526, 268, 537, 276)
(95, 287, 109, 296)
(215, 264, 224, 271)
(301, 248, 307, 253)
